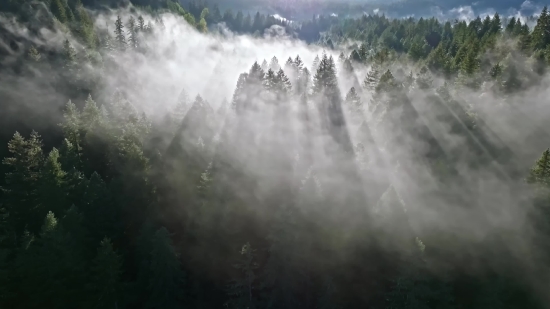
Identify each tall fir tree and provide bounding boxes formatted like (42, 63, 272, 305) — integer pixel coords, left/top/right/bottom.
(114, 15, 126, 51)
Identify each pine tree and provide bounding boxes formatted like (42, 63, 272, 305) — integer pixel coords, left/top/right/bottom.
(58, 138, 86, 204)
(173, 87, 190, 128)
(15, 210, 87, 308)
(260, 203, 309, 309)
(415, 66, 433, 90)
(2, 132, 44, 236)
(376, 69, 397, 93)
(51, 0, 68, 24)
(294, 55, 304, 72)
(63, 39, 77, 68)
(344, 87, 362, 123)
(138, 15, 145, 32)
(531, 6, 550, 50)
(285, 56, 294, 71)
(198, 17, 208, 33)
(490, 12, 502, 34)
(136, 226, 186, 309)
(338, 51, 345, 63)
(359, 43, 368, 60)
(375, 185, 415, 254)
(225, 243, 259, 309)
(81, 172, 120, 246)
(505, 17, 516, 35)
(404, 70, 414, 90)
(261, 59, 268, 71)
(88, 238, 123, 309)
(313, 54, 339, 96)
(36, 148, 69, 222)
(489, 62, 503, 79)
(350, 49, 362, 63)
(311, 55, 320, 73)
(81, 94, 102, 132)
(275, 68, 292, 95)
(114, 15, 126, 51)
(269, 56, 280, 71)
(527, 149, 550, 187)
(66, 5, 75, 23)
(27, 46, 41, 62)
(76, 7, 96, 49)
(60, 100, 81, 150)
(363, 65, 381, 92)
(501, 64, 522, 93)
(127, 16, 138, 49)
(231, 73, 248, 112)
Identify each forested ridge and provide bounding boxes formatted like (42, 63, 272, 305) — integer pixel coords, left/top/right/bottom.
(2, 0, 550, 308)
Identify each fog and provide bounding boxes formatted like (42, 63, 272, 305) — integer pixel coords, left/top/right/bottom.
(2, 6, 550, 303)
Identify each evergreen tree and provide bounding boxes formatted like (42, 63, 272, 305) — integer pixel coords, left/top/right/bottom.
(15, 210, 87, 309)
(198, 17, 208, 33)
(527, 149, 550, 187)
(225, 243, 259, 309)
(2, 132, 44, 236)
(27, 46, 41, 62)
(269, 56, 280, 72)
(114, 15, 126, 51)
(531, 6, 550, 50)
(294, 55, 304, 72)
(81, 172, 120, 246)
(363, 65, 381, 92)
(197, 9, 209, 33)
(63, 39, 77, 68)
(344, 87, 362, 124)
(88, 238, 123, 309)
(489, 62, 503, 80)
(349, 49, 361, 63)
(51, 0, 68, 24)
(260, 59, 268, 71)
(76, 7, 96, 49)
(127, 16, 138, 49)
(138, 15, 145, 32)
(311, 55, 320, 73)
(338, 52, 345, 63)
(415, 66, 433, 90)
(260, 204, 307, 309)
(36, 148, 69, 222)
(136, 226, 186, 309)
(173, 87, 190, 128)
(501, 64, 522, 93)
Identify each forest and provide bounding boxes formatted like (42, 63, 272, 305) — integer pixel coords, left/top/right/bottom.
(1, 0, 550, 308)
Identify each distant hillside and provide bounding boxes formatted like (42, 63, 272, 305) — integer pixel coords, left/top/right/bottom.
(178, 0, 546, 21)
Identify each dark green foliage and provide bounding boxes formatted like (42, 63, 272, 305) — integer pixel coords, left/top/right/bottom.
(225, 243, 259, 309)
(114, 15, 126, 50)
(88, 238, 123, 309)
(51, 0, 68, 24)
(14, 211, 88, 309)
(36, 148, 70, 223)
(527, 149, 550, 187)
(2, 132, 44, 236)
(63, 39, 77, 68)
(531, 6, 550, 51)
(136, 225, 186, 309)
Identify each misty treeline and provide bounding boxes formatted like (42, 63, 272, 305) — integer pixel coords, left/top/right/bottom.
(2, 0, 550, 308)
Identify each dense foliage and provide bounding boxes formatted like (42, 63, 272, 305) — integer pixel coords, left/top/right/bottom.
(1, 0, 550, 308)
